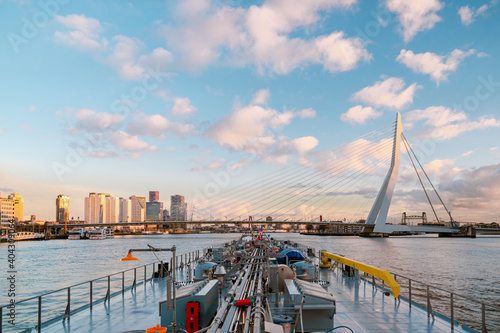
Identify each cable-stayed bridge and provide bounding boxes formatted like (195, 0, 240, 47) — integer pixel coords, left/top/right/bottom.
(52, 113, 483, 237)
(186, 112, 468, 236)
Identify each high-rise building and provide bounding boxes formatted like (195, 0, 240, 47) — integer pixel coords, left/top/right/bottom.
(130, 195, 146, 222)
(185, 203, 194, 221)
(84, 193, 110, 223)
(56, 194, 70, 223)
(146, 201, 163, 221)
(119, 198, 132, 222)
(162, 209, 170, 221)
(0, 194, 14, 233)
(170, 195, 186, 221)
(149, 191, 159, 202)
(8, 193, 24, 222)
(106, 196, 120, 223)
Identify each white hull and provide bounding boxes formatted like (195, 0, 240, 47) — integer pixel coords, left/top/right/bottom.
(10, 232, 45, 241)
(89, 235, 106, 240)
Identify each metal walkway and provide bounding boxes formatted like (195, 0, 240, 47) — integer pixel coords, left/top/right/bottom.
(326, 270, 476, 333)
(35, 268, 480, 333)
(42, 279, 166, 333)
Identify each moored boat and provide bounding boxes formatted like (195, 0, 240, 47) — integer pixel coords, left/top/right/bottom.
(89, 228, 106, 240)
(68, 227, 85, 240)
(104, 227, 114, 238)
(1, 231, 45, 241)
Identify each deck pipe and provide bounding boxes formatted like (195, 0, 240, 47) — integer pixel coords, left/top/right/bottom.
(235, 261, 257, 333)
(241, 261, 258, 333)
(252, 267, 265, 333)
(220, 249, 260, 332)
(207, 264, 248, 333)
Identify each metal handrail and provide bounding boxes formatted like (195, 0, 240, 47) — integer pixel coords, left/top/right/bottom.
(0, 261, 160, 307)
(310, 242, 497, 332)
(393, 273, 500, 310)
(0, 261, 161, 333)
(387, 273, 497, 332)
(0, 247, 204, 332)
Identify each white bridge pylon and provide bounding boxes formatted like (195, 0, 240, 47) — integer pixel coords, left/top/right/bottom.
(364, 112, 457, 234)
(364, 112, 402, 234)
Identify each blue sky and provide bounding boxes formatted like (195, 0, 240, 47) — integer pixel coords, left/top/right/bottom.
(1, 0, 499, 221)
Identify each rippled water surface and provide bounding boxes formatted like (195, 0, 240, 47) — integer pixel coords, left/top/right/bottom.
(1, 233, 499, 331)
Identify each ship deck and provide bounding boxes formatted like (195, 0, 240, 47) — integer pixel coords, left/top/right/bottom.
(325, 270, 474, 332)
(41, 269, 476, 333)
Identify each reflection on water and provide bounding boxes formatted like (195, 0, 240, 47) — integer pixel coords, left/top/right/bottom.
(1, 233, 499, 331)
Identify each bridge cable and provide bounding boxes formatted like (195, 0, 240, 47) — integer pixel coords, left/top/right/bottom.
(219, 134, 393, 220)
(402, 133, 455, 225)
(251, 133, 394, 218)
(195, 125, 395, 219)
(192, 123, 394, 210)
(401, 134, 441, 223)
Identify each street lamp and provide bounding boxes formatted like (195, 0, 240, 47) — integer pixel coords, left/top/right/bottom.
(121, 244, 177, 333)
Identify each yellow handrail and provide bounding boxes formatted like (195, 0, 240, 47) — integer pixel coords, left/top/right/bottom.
(320, 251, 400, 298)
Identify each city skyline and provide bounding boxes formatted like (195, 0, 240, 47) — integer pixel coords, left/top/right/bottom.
(1, 1, 500, 221)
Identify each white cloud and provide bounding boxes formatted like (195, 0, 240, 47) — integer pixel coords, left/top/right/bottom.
(107, 36, 173, 80)
(127, 113, 169, 139)
(206, 90, 318, 159)
(319, 137, 393, 177)
(29, 105, 36, 112)
(341, 105, 382, 125)
(252, 89, 270, 105)
(73, 109, 124, 131)
(55, 15, 173, 81)
(54, 14, 108, 51)
(163, 0, 371, 74)
(290, 136, 319, 164)
(352, 77, 420, 110)
(437, 163, 500, 216)
(462, 150, 473, 157)
(262, 135, 319, 164)
(397, 49, 475, 83)
(171, 97, 198, 116)
(297, 108, 316, 119)
(405, 106, 500, 140)
(458, 6, 473, 25)
(108, 131, 158, 157)
(405, 106, 467, 128)
(422, 159, 459, 177)
(458, 4, 488, 26)
(207, 105, 282, 154)
(420, 117, 500, 140)
(127, 112, 195, 139)
(385, 0, 444, 42)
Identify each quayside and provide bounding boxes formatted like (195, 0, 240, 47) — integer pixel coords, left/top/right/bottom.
(1, 234, 496, 332)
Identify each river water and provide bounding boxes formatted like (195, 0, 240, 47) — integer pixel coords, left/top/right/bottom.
(1, 233, 499, 331)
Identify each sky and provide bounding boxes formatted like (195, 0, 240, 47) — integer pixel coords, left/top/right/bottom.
(1, 0, 499, 222)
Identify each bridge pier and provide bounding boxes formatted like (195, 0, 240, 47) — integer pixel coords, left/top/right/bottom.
(438, 225, 476, 238)
(359, 225, 389, 238)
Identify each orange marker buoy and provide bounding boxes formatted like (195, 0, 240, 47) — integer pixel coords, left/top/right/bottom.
(146, 324, 167, 333)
